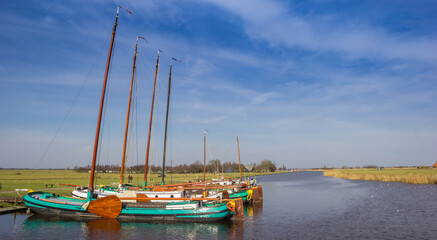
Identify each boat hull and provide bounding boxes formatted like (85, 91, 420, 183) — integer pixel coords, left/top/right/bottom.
(24, 192, 231, 222)
(24, 193, 97, 219)
(72, 188, 185, 202)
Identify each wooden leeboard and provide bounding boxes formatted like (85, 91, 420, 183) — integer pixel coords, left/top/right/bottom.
(87, 195, 122, 218)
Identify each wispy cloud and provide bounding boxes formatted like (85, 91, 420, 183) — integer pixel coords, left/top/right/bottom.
(2, 0, 437, 168)
(204, 0, 437, 62)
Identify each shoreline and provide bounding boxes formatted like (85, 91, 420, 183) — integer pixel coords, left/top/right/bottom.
(323, 168, 437, 184)
(0, 169, 288, 199)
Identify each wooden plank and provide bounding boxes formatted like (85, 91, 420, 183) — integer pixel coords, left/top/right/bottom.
(0, 206, 27, 215)
(0, 196, 23, 203)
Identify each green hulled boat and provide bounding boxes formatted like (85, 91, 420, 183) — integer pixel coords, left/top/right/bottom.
(24, 192, 231, 221)
(23, 6, 233, 222)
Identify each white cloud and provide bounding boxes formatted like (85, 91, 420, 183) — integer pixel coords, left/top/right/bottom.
(204, 0, 437, 62)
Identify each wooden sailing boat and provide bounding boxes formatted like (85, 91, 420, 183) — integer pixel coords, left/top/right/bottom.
(24, 7, 232, 221)
(139, 136, 263, 206)
(71, 51, 185, 201)
(25, 6, 125, 219)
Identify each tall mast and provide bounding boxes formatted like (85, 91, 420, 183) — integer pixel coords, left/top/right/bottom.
(161, 58, 179, 185)
(203, 131, 206, 182)
(88, 7, 119, 201)
(143, 50, 162, 186)
(119, 37, 140, 189)
(237, 136, 242, 179)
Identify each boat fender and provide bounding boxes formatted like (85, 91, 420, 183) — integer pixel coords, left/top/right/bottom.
(227, 201, 236, 212)
(247, 190, 253, 201)
(82, 201, 90, 210)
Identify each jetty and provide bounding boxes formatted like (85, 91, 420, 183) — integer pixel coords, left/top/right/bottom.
(0, 196, 23, 204)
(0, 196, 28, 215)
(0, 206, 27, 215)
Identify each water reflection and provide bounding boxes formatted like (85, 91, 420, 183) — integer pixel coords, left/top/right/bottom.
(25, 216, 123, 240)
(20, 204, 264, 240)
(86, 218, 121, 239)
(13, 172, 437, 239)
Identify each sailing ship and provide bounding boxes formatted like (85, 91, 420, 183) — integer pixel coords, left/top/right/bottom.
(24, 7, 233, 221)
(70, 42, 185, 202)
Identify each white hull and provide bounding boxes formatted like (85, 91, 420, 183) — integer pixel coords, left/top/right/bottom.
(72, 188, 185, 202)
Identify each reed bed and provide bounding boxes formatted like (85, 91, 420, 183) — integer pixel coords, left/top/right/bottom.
(324, 168, 437, 184)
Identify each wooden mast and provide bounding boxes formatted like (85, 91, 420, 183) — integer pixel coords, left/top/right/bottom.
(88, 8, 119, 201)
(143, 50, 162, 186)
(160, 58, 180, 185)
(119, 37, 140, 189)
(203, 131, 206, 182)
(161, 58, 174, 185)
(237, 136, 242, 179)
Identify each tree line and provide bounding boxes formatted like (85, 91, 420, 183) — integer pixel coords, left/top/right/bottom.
(73, 159, 280, 173)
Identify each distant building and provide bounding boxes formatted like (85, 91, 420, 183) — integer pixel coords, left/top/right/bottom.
(244, 164, 255, 172)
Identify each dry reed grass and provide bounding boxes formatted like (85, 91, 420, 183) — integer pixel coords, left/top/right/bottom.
(324, 168, 437, 184)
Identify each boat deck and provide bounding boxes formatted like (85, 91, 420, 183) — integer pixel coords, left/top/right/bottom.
(29, 192, 85, 206)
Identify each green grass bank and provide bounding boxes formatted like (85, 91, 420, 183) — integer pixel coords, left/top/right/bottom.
(0, 169, 285, 199)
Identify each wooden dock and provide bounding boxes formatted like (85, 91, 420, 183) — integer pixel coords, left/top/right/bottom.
(0, 196, 23, 204)
(0, 206, 27, 215)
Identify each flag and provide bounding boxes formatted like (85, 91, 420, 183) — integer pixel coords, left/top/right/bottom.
(138, 36, 148, 43)
(172, 57, 182, 62)
(119, 6, 133, 15)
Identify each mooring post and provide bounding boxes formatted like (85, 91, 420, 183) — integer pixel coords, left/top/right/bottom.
(252, 187, 259, 204)
(235, 198, 245, 220)
(258, 185, 263, 201)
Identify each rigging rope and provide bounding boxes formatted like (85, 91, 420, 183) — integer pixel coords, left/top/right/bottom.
(31, 31, 112, 180)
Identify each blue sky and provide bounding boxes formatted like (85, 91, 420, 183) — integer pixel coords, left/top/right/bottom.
(1, 0, 437, 169)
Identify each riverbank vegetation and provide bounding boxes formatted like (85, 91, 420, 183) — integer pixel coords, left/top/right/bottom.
(72, 159, 281, 174)
(324, 168, 437, 184)
(0, 169, 287, 198)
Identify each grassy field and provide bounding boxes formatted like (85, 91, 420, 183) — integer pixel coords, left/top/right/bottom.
(324, 168, 437, 184)
(0, 169, 283, 199)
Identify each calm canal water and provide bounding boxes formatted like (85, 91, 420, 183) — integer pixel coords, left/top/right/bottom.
(1, 171, 437, 239)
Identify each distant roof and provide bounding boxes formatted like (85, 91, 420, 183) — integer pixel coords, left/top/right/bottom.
(244, 164, 255, 171)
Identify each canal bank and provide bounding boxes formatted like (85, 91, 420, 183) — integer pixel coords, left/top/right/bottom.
(1, 171, 436, 239)
(323, 168, 437, 184)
